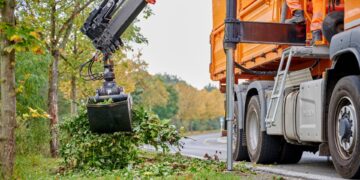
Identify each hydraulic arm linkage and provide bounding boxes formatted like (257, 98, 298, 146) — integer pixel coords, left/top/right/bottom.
(80, 0, 150, 133)
(82, 0, 147, 53)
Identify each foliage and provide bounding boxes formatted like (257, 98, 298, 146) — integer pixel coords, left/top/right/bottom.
(116, 152, 228, 178)
(199, 89, 226, 120)
(153, 85, 179, 119)
(15, 52, 51, 155)
(14, 155, 61, 179)
(131, 72, 169, 108)
(59, 111, 136, 170)
(14, 152, 259, 179)
(156, 73, 184, 85)
(148, 74, 224, 129)
(16, 113, 50, 156)
(59, 106, 183, 171)
(132, 107, 183, 152)
(204, 83, 218, 92)
(175, 82, 224, 123)
(0, 23, 44, 54)
(114, 56, 149, 93)
(175, 119, 221, 132)
(16, 52, 50, 114)
(175, 82, 203, 121)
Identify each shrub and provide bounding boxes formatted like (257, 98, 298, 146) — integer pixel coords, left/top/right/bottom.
(16, 108, 51, 156)
(59, 106, 183, 171)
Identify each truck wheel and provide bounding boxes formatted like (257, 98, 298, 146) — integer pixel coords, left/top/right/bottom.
(246, 95, 281, 164)
(277, 143, 303, 164)
(328, 76, 360, 179)
(233, 101, 250, 161)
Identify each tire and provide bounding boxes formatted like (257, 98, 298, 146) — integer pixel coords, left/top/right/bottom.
(245, 95, 281, 164)
(233, 101, 250, 161)
(277, 142, 303, 164)
(328, 76, 360, 179)
(322, 11, 344, 42)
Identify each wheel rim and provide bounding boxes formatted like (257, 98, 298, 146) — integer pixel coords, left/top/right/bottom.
(335, 96, 358, 160)
(248, 106, 260, 152)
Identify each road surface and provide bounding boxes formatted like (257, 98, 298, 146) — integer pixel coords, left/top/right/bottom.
(178, 133, 343, 180)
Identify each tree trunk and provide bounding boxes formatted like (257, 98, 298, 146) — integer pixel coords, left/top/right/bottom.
(48, 50, 59, 158)
(70, 75, 77, 116)
(70, 31, 78, 117)
(0, 1, 16, 179)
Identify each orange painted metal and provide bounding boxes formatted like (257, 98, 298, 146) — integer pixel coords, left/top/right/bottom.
(209, 0, 343, 83)
(211, 0, 226, 30)
(345, 0, 360, 30)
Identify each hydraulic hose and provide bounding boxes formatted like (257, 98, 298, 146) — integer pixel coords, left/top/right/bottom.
(233, 61, 277, 76)
(233, 58, 321, 76)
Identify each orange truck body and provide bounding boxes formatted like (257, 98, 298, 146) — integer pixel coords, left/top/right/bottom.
(209, 0, 360, 87)
(210, 1, 360, 178)
(345, 0, 360, 30)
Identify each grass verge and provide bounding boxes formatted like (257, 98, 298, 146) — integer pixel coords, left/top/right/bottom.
(14, 152, 259, 179)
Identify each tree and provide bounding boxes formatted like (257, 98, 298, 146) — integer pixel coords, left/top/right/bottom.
(200, 89, 224, 120)
(18, 0, 96, 157)
(153, 85, 179, 119)
(132, 73, 169, 108)
(156, 73, 183, 85)
(16, 53, 51, 156)
(58, 28, 93, 117)
(0, 0, 16, 178)
(203, 83, 217, 92)
(175, 82, 202, 121)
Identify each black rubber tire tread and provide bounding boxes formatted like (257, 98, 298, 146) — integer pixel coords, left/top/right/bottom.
(246, 95, 281, 164)
(277, 142, 303, 164)
(328, 75, 360, 179)
(322, 11, 344, 42)
(233, 101, 250, 161)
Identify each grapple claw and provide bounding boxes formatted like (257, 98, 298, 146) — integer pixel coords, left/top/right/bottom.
(82, 53, 133, 133)
(87, 94, 132, 133)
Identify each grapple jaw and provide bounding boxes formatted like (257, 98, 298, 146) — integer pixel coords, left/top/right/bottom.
(84, 55, 133, 133)
(87, 93, 132, 133)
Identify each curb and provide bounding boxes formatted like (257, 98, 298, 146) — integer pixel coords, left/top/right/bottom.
(247, 164, 343, 180)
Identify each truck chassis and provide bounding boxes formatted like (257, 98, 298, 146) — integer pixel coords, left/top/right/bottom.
(232, 39, 360, 179)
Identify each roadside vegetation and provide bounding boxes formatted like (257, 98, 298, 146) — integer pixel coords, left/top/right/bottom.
(15, 107, 256, 179)
(15, 152, 257, 179)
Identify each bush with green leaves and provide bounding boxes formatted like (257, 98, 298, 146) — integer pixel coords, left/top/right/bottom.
(59, 106, 183, 171)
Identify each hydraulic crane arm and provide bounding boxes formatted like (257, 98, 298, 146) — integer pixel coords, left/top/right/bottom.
(80, 0, 152, 133)
(81, 0, 148, 53)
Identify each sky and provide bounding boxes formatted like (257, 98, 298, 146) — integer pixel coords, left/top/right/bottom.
(133, 1, 215, 89)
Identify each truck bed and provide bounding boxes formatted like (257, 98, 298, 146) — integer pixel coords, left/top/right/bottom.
(210, 0, 332, 84)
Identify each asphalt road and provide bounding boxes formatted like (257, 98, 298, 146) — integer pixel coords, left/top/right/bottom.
(178, 133, 344, 180)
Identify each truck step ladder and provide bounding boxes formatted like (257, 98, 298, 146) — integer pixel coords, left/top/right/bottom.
(265, 46, 330, 127)
(265, 48, 293, 127)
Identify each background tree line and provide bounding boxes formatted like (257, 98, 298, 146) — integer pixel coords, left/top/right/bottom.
(0, 0, 224, 178)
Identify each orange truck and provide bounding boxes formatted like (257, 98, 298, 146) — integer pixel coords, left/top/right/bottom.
(210, 0, 360, 178)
